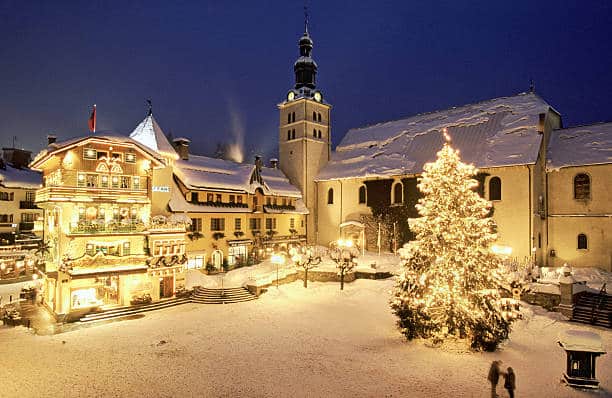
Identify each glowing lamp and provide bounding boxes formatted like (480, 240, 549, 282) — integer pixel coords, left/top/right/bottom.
(491, 244, 512, 257)
(271, 254, 285, 265)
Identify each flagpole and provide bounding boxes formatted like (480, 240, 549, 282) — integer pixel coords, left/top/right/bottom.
(93, 104, 96, 133)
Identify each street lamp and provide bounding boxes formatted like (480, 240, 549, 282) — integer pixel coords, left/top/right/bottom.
(271, 253, 285, 288)
(330, 239, 359, 290)
(291, 245, 322, 288)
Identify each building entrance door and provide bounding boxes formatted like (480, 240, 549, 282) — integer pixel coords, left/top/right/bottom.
(159, 276, 174, 298)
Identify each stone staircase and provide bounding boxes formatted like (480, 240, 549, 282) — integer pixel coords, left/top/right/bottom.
(191, 286, 258, 304)
(571, 290, 611, 329)
(79, 297, 191, 323)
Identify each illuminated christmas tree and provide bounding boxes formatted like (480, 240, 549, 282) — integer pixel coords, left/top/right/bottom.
(390, 130, 511, 351)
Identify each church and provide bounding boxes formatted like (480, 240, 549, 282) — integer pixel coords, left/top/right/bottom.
(277, 25, 612, 272)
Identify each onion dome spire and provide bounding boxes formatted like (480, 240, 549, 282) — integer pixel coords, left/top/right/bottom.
(294, 6, 317, 90)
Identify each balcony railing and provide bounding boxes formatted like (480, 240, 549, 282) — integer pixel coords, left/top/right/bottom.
(69, 221, 146, 235)
(19, 201, 39, 209)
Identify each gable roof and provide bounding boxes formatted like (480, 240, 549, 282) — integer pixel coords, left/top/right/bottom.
(546, 122, 612, 171)
(0, 163, 42, 189)
(316, 92, 555, 181)
(129, 114, 178, 159)
(30, 132, 166, 170)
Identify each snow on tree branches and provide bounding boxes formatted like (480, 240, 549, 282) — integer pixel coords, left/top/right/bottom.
(390, 132, 512, 351)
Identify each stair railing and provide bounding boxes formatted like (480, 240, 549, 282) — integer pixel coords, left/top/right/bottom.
(590, 283, 607, 325)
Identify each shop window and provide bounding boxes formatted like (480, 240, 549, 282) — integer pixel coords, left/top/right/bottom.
(235, 218, 242, 230)
(211, 218, 225, 231)
(358, 185, 367, 204)
(577, 234, 588, 250)
(489, 177, 502, 201)
(574, 174, 590, 200)
(327, 188, 334, 204)
(392, 182, 403, 204)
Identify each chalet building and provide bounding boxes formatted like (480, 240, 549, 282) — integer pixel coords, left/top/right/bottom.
(128, 113, 307, 270)
(278, 26, 612, 271)
(30, 133, 188, 317)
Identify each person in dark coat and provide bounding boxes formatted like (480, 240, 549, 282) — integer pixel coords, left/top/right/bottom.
(487, 360, 502, 398)
(504, 367, 516, 398)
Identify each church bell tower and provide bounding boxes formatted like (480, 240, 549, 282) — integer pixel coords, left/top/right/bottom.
(278, 15, 331, 242)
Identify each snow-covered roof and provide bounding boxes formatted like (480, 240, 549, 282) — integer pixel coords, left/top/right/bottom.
(558, 330, 606, 353)
(316, 92, 554, 181)
(546, 122, 612, 171)
(30, 132, 166, 170)
(0, 164, 42, 189)
(174, 155, 302, 198)
(260, 167, 302, 198)
(129, 114, 179, 159)
(168, 180, 251, 213)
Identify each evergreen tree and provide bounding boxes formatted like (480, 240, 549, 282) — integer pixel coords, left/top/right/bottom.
(390, 132, 511, 351)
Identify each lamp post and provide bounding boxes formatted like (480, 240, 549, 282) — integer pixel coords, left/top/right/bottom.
(271, 253, 285, 288)
(330, 239, 359, 290)
(291, 245, 322, 288)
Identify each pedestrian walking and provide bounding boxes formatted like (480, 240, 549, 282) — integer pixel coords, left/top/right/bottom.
(487, 360, 502, 398)
(504, 367, 516, 398)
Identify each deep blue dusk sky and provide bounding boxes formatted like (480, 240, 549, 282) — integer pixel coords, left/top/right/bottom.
(1, 1, 611, 160)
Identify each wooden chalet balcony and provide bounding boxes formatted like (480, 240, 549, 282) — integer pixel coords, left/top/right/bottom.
(19, 201, 39, 209)
(69, 220, 146, 235)
(19, 222, 34, 231)
(36, 185, 149, 204)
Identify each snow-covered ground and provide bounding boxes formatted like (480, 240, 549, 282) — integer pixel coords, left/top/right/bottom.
(1, 277, 610, 397)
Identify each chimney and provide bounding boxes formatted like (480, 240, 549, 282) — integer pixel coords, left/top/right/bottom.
(269, 158, 278, 169)
(172, 137, 190, 161)
(254, 155, 263, 171)
(47, 134, 57, 145)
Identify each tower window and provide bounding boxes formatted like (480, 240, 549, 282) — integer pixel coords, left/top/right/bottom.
(313, 128, 317, 137)
(577, 233, 588, 250)
(292, 129, 296, 139)
(291, 112, 296, 123)
(287, 114, 291, 124)
(318, 130, 322, 139)
(318, 113, 322, 122)
(489, 177, 501, 201)
(358, 185, 366, 204)
(287, 130, 291, 140)
(327, 188, 334, 205)
(392, 182, 403, 204)
(574, 174, 590, 200)
(313, 111, 317, 121)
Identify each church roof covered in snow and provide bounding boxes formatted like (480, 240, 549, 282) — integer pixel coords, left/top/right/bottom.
(174, 155, 302, 198)
(0, 163, 42, 189)
(129, 114, 178, 159)
(316, 92, 555, 181)
(546, 122, 612, 171)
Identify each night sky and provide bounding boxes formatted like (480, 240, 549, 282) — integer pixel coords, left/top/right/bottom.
(1, 1, 611, 161)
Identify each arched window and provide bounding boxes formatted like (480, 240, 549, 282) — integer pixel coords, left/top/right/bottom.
(291, 112, 296, 123)
(313, 111, 317, 121)
(318, 130, 322, 138)
(393, 182, 403, 204)
(577, 233, 588, 250)
(327, 188, 334, 204)
(318, 113, 322, 122)
(287, 114, 291, 124)
(287, 130, 291, 140)
(313, 128, 317, 137)
(574, 174, 590, 200)
(358, 185, 366, 204)
(291, 129, 296, 139)
(489, 177, 501, 201)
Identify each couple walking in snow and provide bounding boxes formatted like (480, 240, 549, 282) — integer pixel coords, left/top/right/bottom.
(488, 360, 516, 398)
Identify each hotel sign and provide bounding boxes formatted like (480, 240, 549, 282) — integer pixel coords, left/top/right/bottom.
(152, 186, 170, 193)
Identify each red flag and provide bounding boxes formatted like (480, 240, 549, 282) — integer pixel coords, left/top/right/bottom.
(88, 104, 97, 133)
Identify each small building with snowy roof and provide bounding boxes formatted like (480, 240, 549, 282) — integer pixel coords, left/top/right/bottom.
(545, 122, 612, 270)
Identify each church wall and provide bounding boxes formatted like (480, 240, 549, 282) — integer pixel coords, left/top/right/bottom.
(481, 166, 532, 262)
